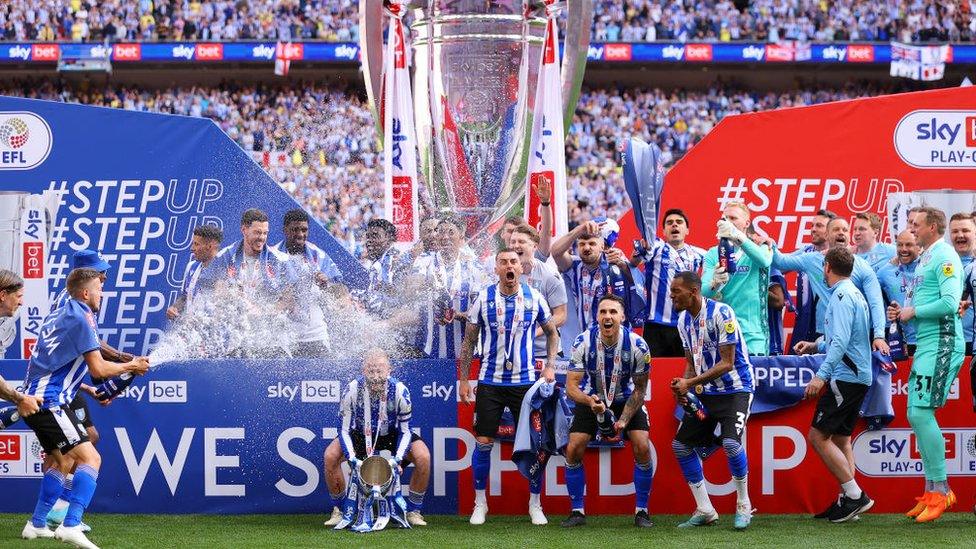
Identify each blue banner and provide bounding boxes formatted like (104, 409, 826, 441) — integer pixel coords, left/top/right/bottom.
(4, 41, 976, 65)
(0, 96, 365, 359)
(0, 358, 460, 514)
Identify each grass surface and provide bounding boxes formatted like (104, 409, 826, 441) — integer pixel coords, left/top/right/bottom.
(2, 513, 975, 548)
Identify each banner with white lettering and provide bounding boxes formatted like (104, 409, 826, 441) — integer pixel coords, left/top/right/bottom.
(524, 0, 569, 237)
(0, 95, 366, 359)
(18, 195, 48, 359)
(382, 2, 419, 244)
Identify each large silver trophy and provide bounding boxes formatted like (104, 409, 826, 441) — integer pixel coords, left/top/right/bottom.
(360, 0, 592, 239)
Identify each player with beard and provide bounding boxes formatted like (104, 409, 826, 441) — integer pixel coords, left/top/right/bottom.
(213, 208, 286, 296)
(630, 208, 706, 357)
(702, 202, 772, 356)
(852, 213, 896, 272)
(669, 271, 755, 530)
(772, 218, 890, 356)
(411, 216, 488, 358)
(890, 207, 965, 522)
(362, 219, 410, 317)
(880, 231, 921, 356)
(458, 248, 560, 526)
(20, 268, 150, 548)
(323, 348, 430, 527)
(562, 294, 653, 528)
(509, 225, 567, 366)
(167, 224, 223, 320)
(790, 210, 836, 351)
(948, 213, 975, 354)
(274, 209, 341, 357)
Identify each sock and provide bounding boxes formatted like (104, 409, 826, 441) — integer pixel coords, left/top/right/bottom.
(633, 460, 653, 511)
(31, 469, 66, 528)
(925, 480, 934, 493)
(472, 442, 492, 492)
(840, 479, 861, 499)
(565, 461, 585, 512)
(672, 439, 704, 483)
(907, 405, 946, 483)
(722, 438, 749, 479)
(528, 492, 541, 507)
(407, 490, 426, 512)
(689, 481, 714, 513)
(59, 474, 74, 503)
(932, 480, 949, 495)
(63, 464, 98, 528)
(329, 491, 344, 510)
(475, 489, 486, 506)
(529, 469, 543, 496)
(733, 475, 750, 507)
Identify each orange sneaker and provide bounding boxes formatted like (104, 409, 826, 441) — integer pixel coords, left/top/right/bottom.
(916, 492, 950, 523)
(906, 492, 933, 518)
(946, 489, 957, 508)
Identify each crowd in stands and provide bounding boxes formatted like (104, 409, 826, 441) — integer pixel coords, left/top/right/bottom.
(0, 0, 972, 44)
(1, 79, 904, 254)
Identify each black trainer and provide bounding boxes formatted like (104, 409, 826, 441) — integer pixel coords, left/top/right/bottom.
(634, 510, 653, 528)
(814, 498, 840, 519)
(828, 492, 874, 523)
(561, 511, 586, 528)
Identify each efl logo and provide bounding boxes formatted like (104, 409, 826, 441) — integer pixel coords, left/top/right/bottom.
(299, 380, 340, 403)
(846, 45, 874, 62)
(0, 434, 21, 460)
(148, 381, 187, 403)
(112, 43, 141, 61)
(967, 116, 976, 147)
(0, 112, 53, 170)
(30, 44, 59, 62)
(684, 44, 712, 61)
(22, 241, 43, 278)
(194, 43, 224, 61)
(603, 43, 632, 62)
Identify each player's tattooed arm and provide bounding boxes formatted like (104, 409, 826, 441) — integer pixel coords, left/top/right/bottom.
(618, 373, 647, 425)
(0, 376, 23, 403)
(458, 322, 481, 404)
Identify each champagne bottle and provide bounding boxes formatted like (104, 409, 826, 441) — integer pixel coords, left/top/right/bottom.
(0, 406, 20, 429)
(93, 373, 135, 401)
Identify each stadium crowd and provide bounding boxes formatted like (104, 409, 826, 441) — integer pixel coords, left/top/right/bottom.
(0, 79, 907, 256)
(0, 0, 972, 43)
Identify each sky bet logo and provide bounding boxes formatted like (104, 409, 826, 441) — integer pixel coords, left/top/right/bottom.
(894, 110, 976, 169)
(266, 380, 340, 402)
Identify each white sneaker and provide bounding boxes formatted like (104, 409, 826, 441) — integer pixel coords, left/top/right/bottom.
(54, 524, 99, 549)
(469, 502, 488, 525)
(529, 503, 548, 525)
(406, 511, 427, 526)
(323, 508, 343, 527)
(22, 521, 56, 539)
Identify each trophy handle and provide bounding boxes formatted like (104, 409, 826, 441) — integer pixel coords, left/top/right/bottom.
(359, 0, 386, 142)
(560, 0, 592, 133)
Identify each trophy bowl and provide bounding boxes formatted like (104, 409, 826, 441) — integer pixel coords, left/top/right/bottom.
(358, 455, 394, 495)
(360, 0, 591, 240)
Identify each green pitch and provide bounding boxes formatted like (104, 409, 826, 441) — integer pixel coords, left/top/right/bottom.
(2, 514, 974, 548)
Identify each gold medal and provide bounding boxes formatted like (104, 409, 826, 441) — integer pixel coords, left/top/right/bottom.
(694, 384, 704, 394)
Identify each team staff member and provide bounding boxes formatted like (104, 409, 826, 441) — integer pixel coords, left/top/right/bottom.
(948, 213, 975, 354)
(796, 248, 874, 523)
(20, 268, 149, 548)
(880, 231, 921, 355)
(891, 207, 965, 523)
(790, 209, 836, 351)
(630, 208, 706, 357)
(0, 270, 43, 416)
(323, 348, 430, 527)
(458, 248, 559, 526)
(670, 271, 755, 530)
(509, 225, 567, 366)
(852, 213, 895, 272)
(562, 295, 653, 528)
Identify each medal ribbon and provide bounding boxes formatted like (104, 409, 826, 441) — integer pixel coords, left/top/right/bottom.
(361, 379, 389, 457)
(592, 326, 626, 404)
(689, 297, 707, 377)
(495, 283, 528, 368)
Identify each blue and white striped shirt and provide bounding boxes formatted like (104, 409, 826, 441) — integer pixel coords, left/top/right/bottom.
(642, 239, 705, 326)
(676, 298, 754, 395)
(363, 246, 409, 316)
(412, 252, 488, 358)
(468, 283, 552, 386)
(563, 257, 609, 331)
(338, 376, 412, 461)
(570, 326, 650, 404)
(271, 240, 343, 283)
(23, 300, 101, 408)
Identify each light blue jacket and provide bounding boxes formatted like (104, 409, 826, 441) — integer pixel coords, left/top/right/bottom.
(816, 278, 872, 385)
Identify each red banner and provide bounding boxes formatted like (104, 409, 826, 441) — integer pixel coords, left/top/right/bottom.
(457, 358, 975, 515)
